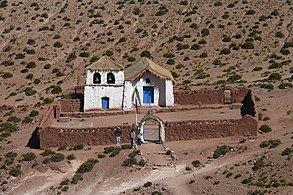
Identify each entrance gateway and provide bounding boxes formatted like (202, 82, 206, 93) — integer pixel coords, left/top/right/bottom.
(139, 114, 165, 143)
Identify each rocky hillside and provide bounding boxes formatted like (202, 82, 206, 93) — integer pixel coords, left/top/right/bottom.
(0, 0, 292, 106)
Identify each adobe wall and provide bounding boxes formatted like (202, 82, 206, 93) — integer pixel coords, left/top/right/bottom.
(39, 125, 133, 149)
(38, 105, 58, 128)
(165, 115, 257, 141)
(174, 87, 250, 105)
(60, 99, 82, 113)
(39, 115, 257, 148)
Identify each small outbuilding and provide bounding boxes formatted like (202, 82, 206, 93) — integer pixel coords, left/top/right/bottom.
(83, 56, 174, 111)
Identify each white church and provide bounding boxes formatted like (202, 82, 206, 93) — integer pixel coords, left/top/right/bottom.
(82, 56, 174, 111)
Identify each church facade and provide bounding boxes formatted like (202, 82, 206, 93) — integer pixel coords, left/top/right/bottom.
(82, 56, 174, 111)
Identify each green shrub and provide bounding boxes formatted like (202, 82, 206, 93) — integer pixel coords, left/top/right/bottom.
(252, 67, 263, 71)
(242, 177, 252, 184)
(189, 23, 198, 29)
(42, 157, 51, 164)
(227, 74, 242, 83)
(143, 182, 152, 188)
(60, 178, 70, 186)
(198, 39, 207, 44)
(191, 160, 201, 167)
(281, 147, 292, 156)
(29, 110, 39, 117)
(268, 73, 282, 80)
(121, 144, 132, 150)
(201, 28, 209, 36)
(275, 32, 284, 38)
(79, 52, 90, 58)
(21, 152, 36, 161)
(71, 173, 83, 184)
(140, 50, 152, 58)
(128, 150, 140, 158)
(40, 149, 56, 156)
(214, 1, 222, 6)
(252, 157, 265, 171)
(220, 48, 231, 55)
(53, 41, 62, 48)
(43, 64, 51, 69)
(103, 146, 120, 154)
(51, 85, 62, 94)
(25, 73, 34, 80)
(7, 116, 21, 123)
(241, 42, 254, 49)
(51, 153, 64, 162)
(163, 52, 175, 58)
(61, 186, 69, 192)
(97, 153, 106, 158)
(9, 165, 22, 177)
(199, 53, 208, 58)
(66, 52, 77, 63)
(72, 144, 84, 150)
(0, 122, 18, 132)
(234, 173, 242, 179)
(109, 150, 120, 157)
(22, 117, 33, 123)
(259, 139, 281, 148)
(190, 44, 202, 50)
(213, 145, 230, 159)
(138, 159, 147, 166)
(77, 159, 98, 174)
(43, 98, 54, 104)
(278, 83, 293, 89)
(24, 87, 37, 96)
(166, 59, 175, 65)
(2, 72, 13, 79)
(58, 145, 67, 151)
(105, 50, 113, 56)
(122, 158, 137, 167)
(67, 154, 75, 160)
(246, 9, 256, 15)
(259, 125, 272, 133)
(34, 79, 41, 84)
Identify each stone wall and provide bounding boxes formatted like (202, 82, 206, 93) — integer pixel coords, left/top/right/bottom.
(39, 105, 58, 128)
(60, 99, 82, 112)
(39, 125, 133, 149)
(165, 115, 257, 141)
(174, 87, 250, 105)
(39, 115, 257, 148)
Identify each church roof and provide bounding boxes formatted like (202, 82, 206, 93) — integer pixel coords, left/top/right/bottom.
(124, 57, 174, 81)
(86, 56, 124, 71)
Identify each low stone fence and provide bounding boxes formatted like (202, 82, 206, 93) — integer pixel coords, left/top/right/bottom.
(39, 115, 257, 149)
(165, 115, 257, 141)
(174, 87, 250, 105)
(39, 125, 133, 149)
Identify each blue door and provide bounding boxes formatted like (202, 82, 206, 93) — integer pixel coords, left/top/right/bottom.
(102, 97, 109, 109)
(143, 86, 154, 103)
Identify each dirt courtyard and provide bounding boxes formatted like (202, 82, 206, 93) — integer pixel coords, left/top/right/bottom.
(52, 106, 241, 128)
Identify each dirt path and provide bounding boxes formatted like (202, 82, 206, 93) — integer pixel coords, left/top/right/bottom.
(8, 160, 81, 195)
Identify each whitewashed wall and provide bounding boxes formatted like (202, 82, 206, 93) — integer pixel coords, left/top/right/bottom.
(123, 72, 174, 110)
(165, 80, 174, 106)
(84, 70, 124, 111)
(123, 81, 133, 110)
(84, 85, 124, 111)
(85, 70, 124, 85)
